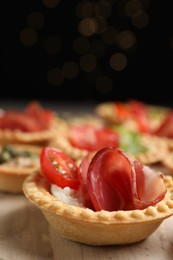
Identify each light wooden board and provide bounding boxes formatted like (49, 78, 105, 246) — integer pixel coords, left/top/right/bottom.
(0, 192, 173, 260)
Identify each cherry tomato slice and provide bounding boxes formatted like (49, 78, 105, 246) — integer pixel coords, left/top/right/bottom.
(40, 147, 80, 190)
(128, 99, 151, 133)
(113, 102, 130, 122)
(69, 124, 119, 152)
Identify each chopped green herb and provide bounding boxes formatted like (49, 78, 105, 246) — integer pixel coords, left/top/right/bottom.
(0, 145, 37, 164)
(112, 125, 147, 155)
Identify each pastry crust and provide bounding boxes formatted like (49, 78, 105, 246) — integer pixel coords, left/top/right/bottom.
(161, 137, 173, 151)
(49, 117, 169, 165)
(95, 101, 170, 130)
(0, 101, 64, 146)
(0, 118, 58, 146)
(129, 134, 169, 165)
(23, 171, 173, 245)
(49, 116, 99, 160)
(0, 144, 41, 193)
(95, 102, 170, 165)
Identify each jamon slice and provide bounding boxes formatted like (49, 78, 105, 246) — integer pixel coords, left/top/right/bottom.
(85, 147, 166, 211)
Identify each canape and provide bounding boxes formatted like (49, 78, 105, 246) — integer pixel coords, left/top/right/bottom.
(0, 144, 41, 193)
(0, 101, 59, 146)
(23, 146, 173, 245)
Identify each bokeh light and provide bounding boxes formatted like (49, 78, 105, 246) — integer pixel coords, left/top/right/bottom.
(125, 0, 143, 17)
(95, 0, 112, 18)
(110, 53, 127, 71)
(94, 16, 107, 34)
(42, 0, 60, 8)
(20, 28, 38, 46)
(27, 12, 45, 30)
(17, 0, 152, 98)
(78, 18, 97, 36)
(76, 1, 94, 19)
(118, 30, 136, 50)
(132, 10, 149, 29)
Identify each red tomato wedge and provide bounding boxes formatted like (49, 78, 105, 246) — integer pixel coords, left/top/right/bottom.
(69, 124, 119, 152)
(128, 99, 151, 133)
(113, 100, 151, 133)
(40, 147, 80, 190)
(113, 102, 130, 121)
(87, 147, 166, 211)
(153, 111, 173, 138)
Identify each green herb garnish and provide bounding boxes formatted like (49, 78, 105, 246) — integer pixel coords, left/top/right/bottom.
(112, 125, 147, 155)
(0, 145, 37, 164)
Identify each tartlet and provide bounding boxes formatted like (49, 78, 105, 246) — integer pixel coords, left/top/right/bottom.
(95, 101, 170, 130)
(48, 116, 104, 160)
(0, 101, 59, 146)
(0, 144, 41, 193)
(0, 127, 56, 146)
(95, 100, 173, 157)
(49, 117, 169, 166)
(126, 134, 169, 165)
(23, 171, 173, 245)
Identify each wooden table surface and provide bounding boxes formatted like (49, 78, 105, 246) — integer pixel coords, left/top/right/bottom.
(0, 188, 173, 260)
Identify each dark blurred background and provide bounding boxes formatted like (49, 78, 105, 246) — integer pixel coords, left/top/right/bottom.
(2, 0, 173, 106)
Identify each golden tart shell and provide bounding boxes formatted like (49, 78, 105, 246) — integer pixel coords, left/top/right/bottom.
(23, 171, 173, 245)
(0, 144, 41, 193)
(128, 134, 169, 165)
(95, 102, 170, 130)
(0, 117, 60, 146)
(48, 118, 88, 160)
(49, 117, 169, 165)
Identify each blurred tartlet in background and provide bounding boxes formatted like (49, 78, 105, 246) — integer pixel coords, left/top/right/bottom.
(0, 144, 41, 193)
(0, 101, 59, 146)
